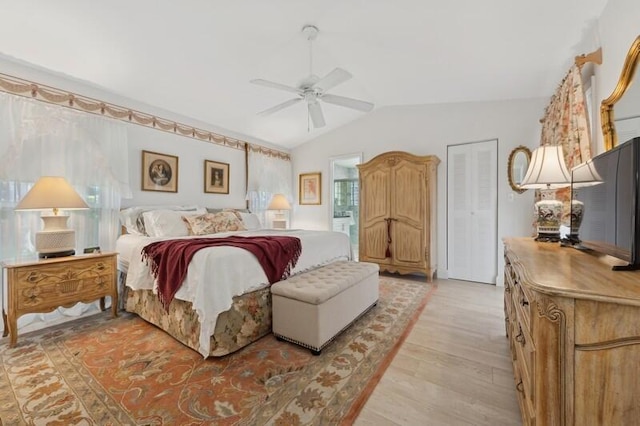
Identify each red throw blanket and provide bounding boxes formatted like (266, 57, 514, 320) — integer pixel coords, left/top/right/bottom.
(141, 236, 302, 311)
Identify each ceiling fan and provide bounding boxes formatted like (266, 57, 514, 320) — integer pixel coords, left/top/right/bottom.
(250, 25, 374, 129)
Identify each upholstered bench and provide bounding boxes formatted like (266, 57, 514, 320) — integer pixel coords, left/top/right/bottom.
(271, 260, 379, 355)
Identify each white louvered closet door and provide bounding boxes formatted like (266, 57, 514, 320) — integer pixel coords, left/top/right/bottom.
(447, 139, 498, 283)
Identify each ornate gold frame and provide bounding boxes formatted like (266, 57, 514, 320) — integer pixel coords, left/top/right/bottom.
(601, 36, 640, 151)
(507, 145, 532, 193)
(299, 172, 322, 205)
(141, 150, 178, 192)
(204, 160, 230, 194)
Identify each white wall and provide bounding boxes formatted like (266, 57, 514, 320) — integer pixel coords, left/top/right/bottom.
(578, 0, 640, 155)
(291, 0, 640, 284)
(122, 124, 247, 208)
(291, 99, 546, 283)
(0, 55, 286, 210)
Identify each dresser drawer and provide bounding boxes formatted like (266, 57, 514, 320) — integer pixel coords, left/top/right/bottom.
(513, 316, 535, 405)
(512, 277, 532, 330)
(513, 357, 536, 426)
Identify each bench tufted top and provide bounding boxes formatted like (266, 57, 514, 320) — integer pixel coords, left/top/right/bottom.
(271, 260, 379, 304)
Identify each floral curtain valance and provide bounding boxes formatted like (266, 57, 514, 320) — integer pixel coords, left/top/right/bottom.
(539, 64, 592, 167)
(535, 64, 593, 230)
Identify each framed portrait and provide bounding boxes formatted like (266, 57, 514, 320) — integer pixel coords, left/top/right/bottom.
(141, 150, 178, 192)
(299, 172, 321, 205)
(204, 160, 230, 194)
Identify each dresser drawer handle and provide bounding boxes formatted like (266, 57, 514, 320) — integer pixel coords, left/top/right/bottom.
(521, 298, 529, 307)
(516, 380, 524, 393)
(515, 327, 525, 345)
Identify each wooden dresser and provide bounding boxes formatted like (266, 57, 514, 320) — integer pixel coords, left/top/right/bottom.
(357, 151, 439, 280)
(504, 238, 640, 425)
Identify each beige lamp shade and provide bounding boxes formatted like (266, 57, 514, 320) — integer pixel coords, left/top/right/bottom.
(571, 159, 603, 188)
(15, 176, 89, 214)
(520, 145, 571, 189)
(15, 176, 89, 258)
(268, 194, 292, 210)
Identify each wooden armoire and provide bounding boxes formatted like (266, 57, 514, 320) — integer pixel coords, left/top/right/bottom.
(357, 151, 439, 280)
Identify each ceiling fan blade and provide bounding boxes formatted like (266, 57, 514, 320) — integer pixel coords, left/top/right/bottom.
(250, 79, 302, 95)
(321, 93, 374, 112)
(313, 68, 352, 92)
(257, 98, 302, 116)
(308, 101, 326, 128)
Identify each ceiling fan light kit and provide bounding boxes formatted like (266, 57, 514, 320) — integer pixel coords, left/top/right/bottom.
(250, 25, 374, 129)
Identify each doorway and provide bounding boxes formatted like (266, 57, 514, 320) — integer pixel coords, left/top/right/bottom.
(447, 139, 498, 284)
(329, 153, 362, 260)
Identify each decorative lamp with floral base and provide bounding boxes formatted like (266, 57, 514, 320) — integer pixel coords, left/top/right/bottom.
(520, 145, 571, 242)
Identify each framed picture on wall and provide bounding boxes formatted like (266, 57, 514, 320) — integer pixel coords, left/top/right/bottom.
(141, 150, 178, 192)
(204, 160, 230, 194)
(299, 172, 321, 205)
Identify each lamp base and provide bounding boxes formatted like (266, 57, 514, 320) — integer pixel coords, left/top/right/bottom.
(535, 233, 561, 243)
(35, 229, 76, 256)
(39, 249, 75, 259)
(533, 197, 563, 244)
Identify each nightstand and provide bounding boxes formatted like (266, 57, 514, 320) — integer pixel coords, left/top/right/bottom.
(1, 252, 118, 347)
(272, 219, 287, 229)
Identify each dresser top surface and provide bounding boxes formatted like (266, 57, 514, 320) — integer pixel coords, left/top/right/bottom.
(504, 238, 640, 305)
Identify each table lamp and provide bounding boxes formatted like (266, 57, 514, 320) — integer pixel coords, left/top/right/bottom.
(15, 176, 89, 258)
(520, 145, 571, 242)
(268, 193, 291, 229)
(565, 159, 603, 244)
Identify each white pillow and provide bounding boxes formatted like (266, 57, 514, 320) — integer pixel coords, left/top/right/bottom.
(142, 208, 207, 237)
(239, 212, 263, 231)
(120, 205, 203, 235)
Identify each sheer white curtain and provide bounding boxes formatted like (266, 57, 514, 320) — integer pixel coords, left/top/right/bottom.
(246, 148, 292, 226)
(0, 91, 130, 330)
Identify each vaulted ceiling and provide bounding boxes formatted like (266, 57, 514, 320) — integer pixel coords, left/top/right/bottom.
(0, 0, 608, 149)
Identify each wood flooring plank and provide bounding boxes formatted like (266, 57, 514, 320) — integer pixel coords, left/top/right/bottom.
(355, 277, 521, 425)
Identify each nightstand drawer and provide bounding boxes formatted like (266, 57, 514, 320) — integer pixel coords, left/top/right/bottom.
(15, 259, 114, 311)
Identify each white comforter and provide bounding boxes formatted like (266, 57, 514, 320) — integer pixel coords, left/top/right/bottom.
(117, 229, 352, 356)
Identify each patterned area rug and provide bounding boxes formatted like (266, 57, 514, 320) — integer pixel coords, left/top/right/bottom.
(0, 275, 435, 425)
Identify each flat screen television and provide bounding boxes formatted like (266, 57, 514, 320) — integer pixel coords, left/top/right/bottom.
(570, 136, 640, 270)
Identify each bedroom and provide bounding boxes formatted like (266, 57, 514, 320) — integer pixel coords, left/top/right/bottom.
(0, 0, 639, 423)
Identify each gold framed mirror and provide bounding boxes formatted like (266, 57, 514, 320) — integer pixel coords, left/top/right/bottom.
(507, 145, 531, 193)
(601, 36, 640, 151)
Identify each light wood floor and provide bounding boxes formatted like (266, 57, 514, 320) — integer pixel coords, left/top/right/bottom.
(355, 277, 522, 426)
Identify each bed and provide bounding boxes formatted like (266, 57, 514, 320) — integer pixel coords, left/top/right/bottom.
(116, 206, 352, 357)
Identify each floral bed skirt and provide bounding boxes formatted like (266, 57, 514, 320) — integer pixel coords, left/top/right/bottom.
(125, 284, 272, 357)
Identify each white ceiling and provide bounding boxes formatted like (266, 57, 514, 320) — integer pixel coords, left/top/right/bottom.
(0, 0, 608, 149)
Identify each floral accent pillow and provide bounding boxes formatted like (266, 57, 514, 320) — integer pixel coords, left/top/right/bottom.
(182, 211, 247, 235)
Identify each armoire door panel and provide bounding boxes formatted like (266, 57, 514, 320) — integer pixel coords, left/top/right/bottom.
(393, 221, 424, 265)
(392, 163, 425, 224)
(360, 222, 389, 262)
(361, 169, 390, 223)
